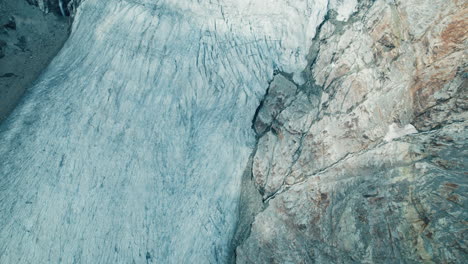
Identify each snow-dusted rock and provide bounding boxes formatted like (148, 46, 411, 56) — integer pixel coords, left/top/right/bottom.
(384, 123, 418, 142)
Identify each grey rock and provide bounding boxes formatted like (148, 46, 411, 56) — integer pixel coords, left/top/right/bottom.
(237, 0, 468, 263)
(239, 123, 467, 263)
(253, 75, 298, 135)
(15, 36, 27, 51)
(4, 16, 16, 30)
(0, 40, 6, 58)
(24, 0, 83, 16)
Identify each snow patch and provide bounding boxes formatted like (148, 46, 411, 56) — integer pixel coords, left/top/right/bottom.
(384, 123, 418, 142)
(329, 0, 358, 21)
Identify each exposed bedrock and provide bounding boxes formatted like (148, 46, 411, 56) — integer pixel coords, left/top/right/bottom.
(25, 0, 83, 17)
(236, 0, 467, 263)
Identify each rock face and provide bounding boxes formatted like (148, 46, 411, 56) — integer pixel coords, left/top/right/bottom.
(237, 0, 467, 263)
(25, 0, 83, 16)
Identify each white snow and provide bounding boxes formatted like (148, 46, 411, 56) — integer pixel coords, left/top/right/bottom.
(384, 123, 418, 142)
(329, 0, 358, 21)
(0, 0, 347, 263)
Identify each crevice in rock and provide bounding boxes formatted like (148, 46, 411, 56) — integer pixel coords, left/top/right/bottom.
(25, 0, 83, 18)
(230, 148, 265, 263)
(232, 7, 338, 260)
(234, 0, 467, 262)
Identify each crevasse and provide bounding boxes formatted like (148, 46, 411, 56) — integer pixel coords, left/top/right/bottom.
(0, 0, 354, 262)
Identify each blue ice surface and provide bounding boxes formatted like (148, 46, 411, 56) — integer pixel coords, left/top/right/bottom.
(0, 0, 329, 262)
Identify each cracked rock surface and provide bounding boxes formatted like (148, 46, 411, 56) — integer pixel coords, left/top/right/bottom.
(237, 0, 467, 263)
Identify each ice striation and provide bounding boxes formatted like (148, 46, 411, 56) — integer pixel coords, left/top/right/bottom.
(0, 0, 359, 263)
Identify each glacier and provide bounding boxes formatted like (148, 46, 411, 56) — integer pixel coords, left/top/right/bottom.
(0, 0, 355, 262)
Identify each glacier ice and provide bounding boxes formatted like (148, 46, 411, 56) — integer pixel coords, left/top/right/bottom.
(0, 0, 343, 262)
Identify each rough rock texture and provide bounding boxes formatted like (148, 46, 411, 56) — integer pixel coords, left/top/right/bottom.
(237, 0, 467, 263)
(25, 0, 83, 17)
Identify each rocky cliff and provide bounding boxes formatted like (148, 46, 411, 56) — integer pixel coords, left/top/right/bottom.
(236, 0, 467, 263)
(25, 0, 83, 17)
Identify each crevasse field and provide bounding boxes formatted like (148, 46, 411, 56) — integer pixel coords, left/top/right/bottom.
(0, 0, 355, 262)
